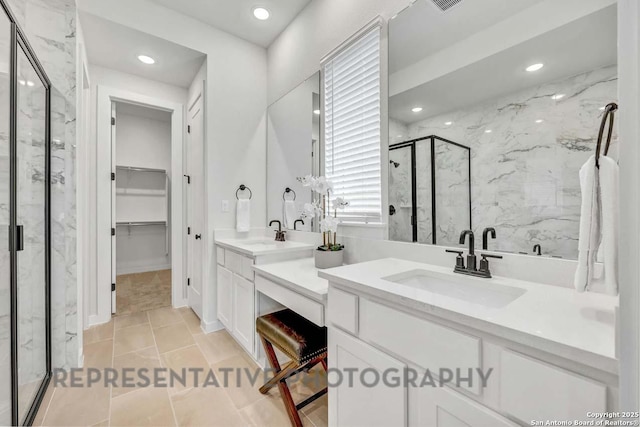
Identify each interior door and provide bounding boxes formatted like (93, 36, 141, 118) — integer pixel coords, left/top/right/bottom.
(186, 91, 204, 318)
(110, 102, 116, 314)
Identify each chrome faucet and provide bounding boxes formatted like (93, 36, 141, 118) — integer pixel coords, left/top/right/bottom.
(269, 220, 286, 242)
(445, 230, 502, 278)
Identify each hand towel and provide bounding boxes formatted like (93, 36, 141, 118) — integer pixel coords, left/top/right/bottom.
(598, 156, 619, 295)
(574, 155, 601, 292)
(236, 199, 251, 232)
(283, 200, 297, 230)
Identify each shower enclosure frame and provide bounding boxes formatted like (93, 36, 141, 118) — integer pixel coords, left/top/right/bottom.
(389, 135, 472, 244)
(1, 0, 52, 425)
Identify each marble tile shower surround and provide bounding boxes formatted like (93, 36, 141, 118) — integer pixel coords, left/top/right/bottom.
(5, 0, 78, 378)
(390, 65, 618, 259)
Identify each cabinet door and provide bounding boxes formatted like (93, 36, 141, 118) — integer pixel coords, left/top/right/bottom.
(217, 266, 233, 329)
(410, 383, 516, 427)
(233, 274, 255, 354)
(329, 328, 407, 427)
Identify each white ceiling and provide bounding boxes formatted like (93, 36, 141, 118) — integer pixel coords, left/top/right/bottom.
(389, 0, 544, 74)
(390, 5, 617, 125)
(150, 0, 312, 48)
(79, 12, 206, 88)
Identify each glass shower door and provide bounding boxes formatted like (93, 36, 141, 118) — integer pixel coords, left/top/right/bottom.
(0, 7, 11, 426)
(15, 43, 47, 424)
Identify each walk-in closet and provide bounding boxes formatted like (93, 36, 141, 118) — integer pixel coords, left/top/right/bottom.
(112, 102, 172, 316)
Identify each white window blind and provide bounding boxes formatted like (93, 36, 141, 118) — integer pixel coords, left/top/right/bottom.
(323, 26, 382, 223)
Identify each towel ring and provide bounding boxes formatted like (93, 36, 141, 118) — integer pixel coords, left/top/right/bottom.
(595, 102, 618, 169)
(236, 184, 252, 200)
(283, 187, 296, 201)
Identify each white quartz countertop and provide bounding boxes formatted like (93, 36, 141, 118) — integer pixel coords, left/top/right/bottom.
(319, 258, 619, 373)
(253, 258, 328, 302)
(215, 237, 315, 257)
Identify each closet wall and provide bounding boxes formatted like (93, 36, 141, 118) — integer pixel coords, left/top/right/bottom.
(115, 104, 172, 274)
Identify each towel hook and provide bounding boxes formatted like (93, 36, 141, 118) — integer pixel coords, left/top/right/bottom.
(595, 102, 618, 169)
(236, 184, 252, 200)
(283, 187, 297, 201)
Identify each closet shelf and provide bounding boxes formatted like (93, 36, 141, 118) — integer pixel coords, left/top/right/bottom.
(116, 221, 167, 227)
(116, 165, 167, 174)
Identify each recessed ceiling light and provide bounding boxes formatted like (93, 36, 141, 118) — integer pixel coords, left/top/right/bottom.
(18, 79, 25, 85)
(137, 55, 155, 65)
(599, 106, 606, 111)
(26, 81, 34, 87)
(253, 7, 270, 20)
(444, 121, 453, 126)
(313, 109, 320, 115)
(551, 94, 565, 100)
(526, 63, 544, 72)
(485, 129, 493, 133)
(535, 119, 544, 123)
(397, 135, 403, 138)
(411, 107, 423, 113)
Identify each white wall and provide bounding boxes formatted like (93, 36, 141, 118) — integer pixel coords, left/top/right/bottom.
(79, 0, 267, 331)
(267, 0, 410, 104)
(115, 110, 172, 275)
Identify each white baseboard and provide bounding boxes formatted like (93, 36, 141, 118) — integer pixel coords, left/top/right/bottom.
(200, 318, 224, 334)
(87, 314, 111, 329)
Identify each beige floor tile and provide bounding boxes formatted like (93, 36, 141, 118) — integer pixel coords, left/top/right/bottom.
(301, 394, 328, 427)
(178, 307, 202, 335)
(160, 345, 210, 394)
(194, 330, 243, 365)
(171, 386, 246, 426)
(110, 387, 175, 426)
(153, 323, 195, 354)
(92, 420, 109, 426)
(83, 339, 114, 372)
(114, 312, 150, 330)
(240, 394, 314, 427)
(114, 323, 155, 356)
(148, 307, 185, 329)
(211, 352, 265, 410)
(32, 380, 55, 426)
(42, 385, 111, 426)
(83, 321, 114, 345)
(112, 346, 162, 398)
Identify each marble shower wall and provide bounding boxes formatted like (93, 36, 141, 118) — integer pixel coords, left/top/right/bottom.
(400, 65, 618, 259)
(6, 0, 78, 373)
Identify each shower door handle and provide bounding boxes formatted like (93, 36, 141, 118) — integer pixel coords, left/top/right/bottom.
(16, 225, 24, 251)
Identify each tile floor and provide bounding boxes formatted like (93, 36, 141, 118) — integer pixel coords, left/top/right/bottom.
(34, 307, 328, 426)
(116, 270, 172, 316)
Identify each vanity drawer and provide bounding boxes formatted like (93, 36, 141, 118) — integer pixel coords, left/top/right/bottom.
(255, 275, 324, 326)
(225, 250, 242, 274)
(359, 299, 482, 395)
(328, 287, 358, 335)
(500, 350, 606, 423)
(241, 256, 255, 281)
(216, 246, 225, 266)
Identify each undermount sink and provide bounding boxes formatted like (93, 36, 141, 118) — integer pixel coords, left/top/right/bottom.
(241, 239, 278, 245)
(382, 269, 526, 308)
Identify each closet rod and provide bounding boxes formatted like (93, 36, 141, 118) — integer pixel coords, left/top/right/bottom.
(116, 165, 167, 174)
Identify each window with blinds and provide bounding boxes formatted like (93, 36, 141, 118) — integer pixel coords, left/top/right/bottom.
(323, 26, 382, 223)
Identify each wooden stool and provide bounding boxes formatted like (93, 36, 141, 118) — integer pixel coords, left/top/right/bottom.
(256, 309, 328, 427)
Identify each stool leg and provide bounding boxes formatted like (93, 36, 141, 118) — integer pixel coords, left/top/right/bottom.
(260, 337, 304, 427)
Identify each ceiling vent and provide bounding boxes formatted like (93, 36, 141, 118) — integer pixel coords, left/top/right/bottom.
(429, 0, 463, 12)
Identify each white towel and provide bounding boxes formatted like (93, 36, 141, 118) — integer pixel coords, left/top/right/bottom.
(236, 199, 251, 232)
(574, 155, 619, 295)
(283, 200, 297, 230)
(598, 156, 619, 295)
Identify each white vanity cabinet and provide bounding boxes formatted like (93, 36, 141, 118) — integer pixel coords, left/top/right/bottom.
(327, 284, 614, 427)
(216, 247, 256, 355)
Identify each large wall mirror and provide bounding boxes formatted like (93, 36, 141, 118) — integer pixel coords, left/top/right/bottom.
(266, 72, 320, 232)
(388, 0, 617, 259)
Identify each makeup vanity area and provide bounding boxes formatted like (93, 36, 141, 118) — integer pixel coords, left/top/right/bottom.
(212, 1, 621, 425)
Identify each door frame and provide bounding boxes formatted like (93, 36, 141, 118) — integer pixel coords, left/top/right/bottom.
(95, 86, 185, 325)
